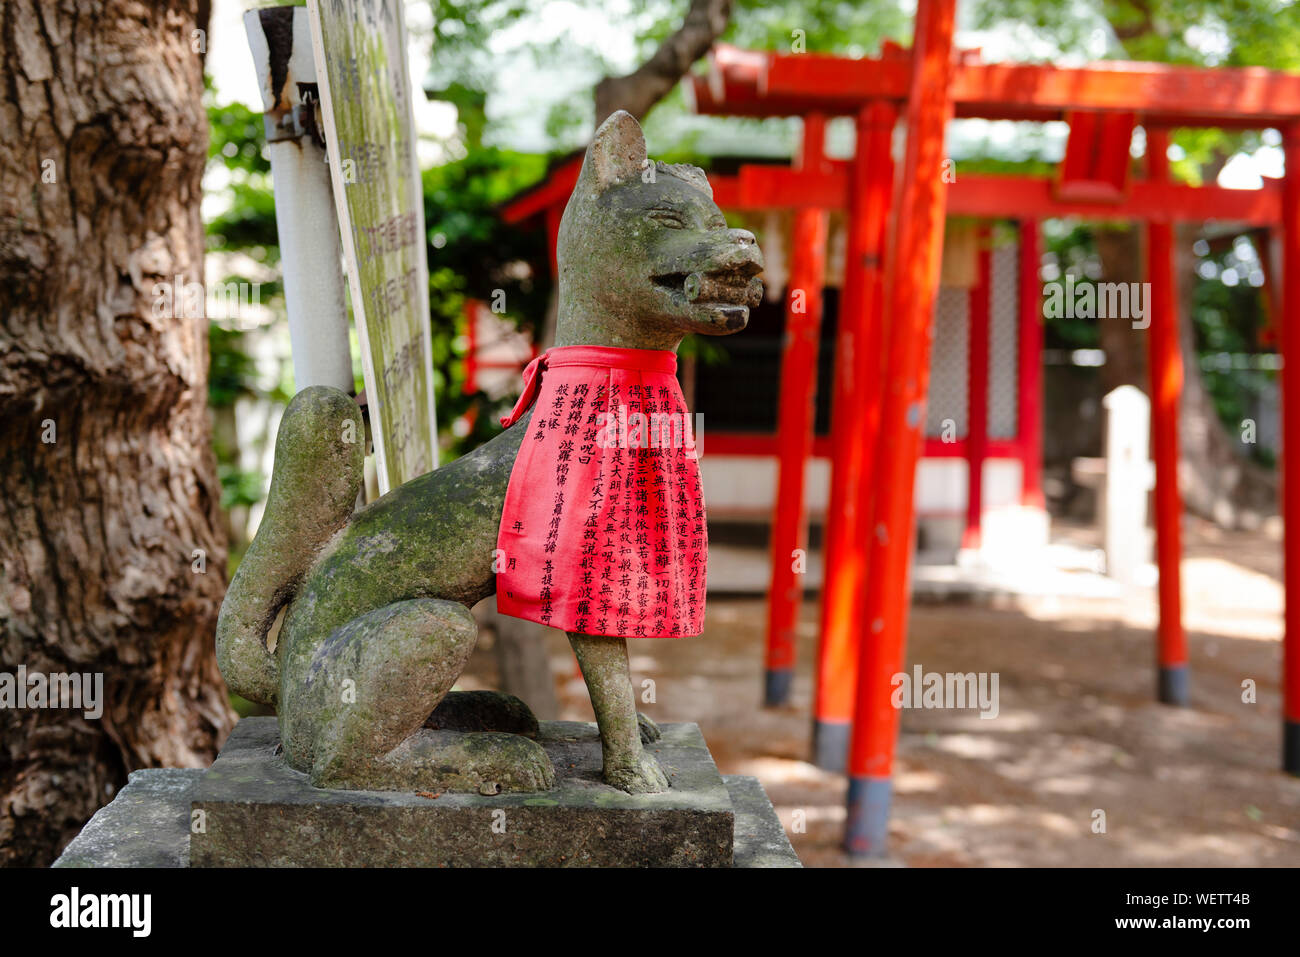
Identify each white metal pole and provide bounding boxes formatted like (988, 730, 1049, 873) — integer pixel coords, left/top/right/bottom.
(244, 6, 352, 393)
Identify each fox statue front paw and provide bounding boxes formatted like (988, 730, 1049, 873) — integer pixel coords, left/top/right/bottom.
(603, 751, 670, 794)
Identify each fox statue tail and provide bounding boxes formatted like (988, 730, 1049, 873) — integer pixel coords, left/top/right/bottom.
(215, 386, 365, 705)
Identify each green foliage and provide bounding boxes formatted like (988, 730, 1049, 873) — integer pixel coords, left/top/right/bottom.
(218, 465, 268, 511)
(209, 325, 262, 408)
(200, 0, 1293, 481)
(972, 0, 1300, 67)
(204, 67, 558, 462)
(209, 101, 271, 175)
(728, 0, 910, 54)
(422, 146, 554, 454)
(207, 101, 280, 259)
(424, 0, 910, 152)
(970, 0, 1285, 460)
(970, 0, 1300, 173)
(205, 95, 288, 514)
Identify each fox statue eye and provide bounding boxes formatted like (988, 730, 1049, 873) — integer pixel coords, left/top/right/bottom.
(648, 209, 686, 228)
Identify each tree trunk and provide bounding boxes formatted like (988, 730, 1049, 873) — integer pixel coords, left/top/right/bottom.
(1094, 226, 1148, 394)
(0, 0, 234, 866)
(593, 0, 733, 126)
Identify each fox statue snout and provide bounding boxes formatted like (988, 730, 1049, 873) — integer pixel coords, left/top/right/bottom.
(650, 225, 764, 334)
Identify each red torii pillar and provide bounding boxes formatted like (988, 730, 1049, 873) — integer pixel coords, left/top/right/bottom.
(963, 234, 992, 550)
(1282, 124, 1300, 773)
(809, 101, 896, 763)
(763, 115, 831, 706)
(464, 299, 480, 395)
(1018, 221, 1045, 509)
(1145, 129, 1190, 706)
(845, 0, 958, 856)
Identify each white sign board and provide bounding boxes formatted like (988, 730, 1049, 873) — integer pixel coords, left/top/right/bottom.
(307, 0, 436, 492)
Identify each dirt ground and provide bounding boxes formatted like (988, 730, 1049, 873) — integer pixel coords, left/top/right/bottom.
(462, 518, 1300, 867)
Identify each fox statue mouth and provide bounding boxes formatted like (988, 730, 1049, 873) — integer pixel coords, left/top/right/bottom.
(652, 264, 764, 331)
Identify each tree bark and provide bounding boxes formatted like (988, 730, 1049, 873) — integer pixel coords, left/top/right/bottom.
(0, 0, 234, 865)
(1094, 226, 1148, 394)
(593, 0, 734, 127)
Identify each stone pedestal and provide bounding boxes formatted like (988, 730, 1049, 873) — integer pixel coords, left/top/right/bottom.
(54, 717, 800, 868)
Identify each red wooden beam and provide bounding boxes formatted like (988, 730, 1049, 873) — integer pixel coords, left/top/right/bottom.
(1056, 110, 1136, 203)
(810, 101, 896, 763)
(845, 0, 958, 859)
(500, 156, 581, 224)
(1281, 124, 1300, 773)
(739, 163, 849, 209)
(736, 164, 1282, 225)
(950, 175, 1281, 225)
(506, 164, 1280, 270)
(694, 43, 1300, 128)
(463, 298, 537, 396)
(709, 176, 741, 209)
(1146, 129, 1190, 707)
(955, 60, 1300, 127)
(763, 114, 830, 706)
(703, 432, 1027, 461)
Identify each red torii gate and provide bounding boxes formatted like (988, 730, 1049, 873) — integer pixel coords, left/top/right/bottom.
(499, 1, 1300, 857)
(690, 0, 1300, 857)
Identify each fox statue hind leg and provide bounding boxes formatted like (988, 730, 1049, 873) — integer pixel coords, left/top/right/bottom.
(288, 597, 554, 793)
(217, 386, 555, 792)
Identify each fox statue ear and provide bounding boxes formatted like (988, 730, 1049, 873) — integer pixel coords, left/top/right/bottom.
(588, 110, 648, 192)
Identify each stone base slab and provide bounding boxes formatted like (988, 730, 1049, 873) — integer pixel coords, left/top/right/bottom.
(53, 717, 800, 868)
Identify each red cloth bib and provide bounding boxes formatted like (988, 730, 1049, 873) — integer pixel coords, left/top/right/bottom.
(496, 345, 707, 638)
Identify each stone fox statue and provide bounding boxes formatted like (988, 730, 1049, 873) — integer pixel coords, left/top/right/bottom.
(216, 111, 763, 794)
